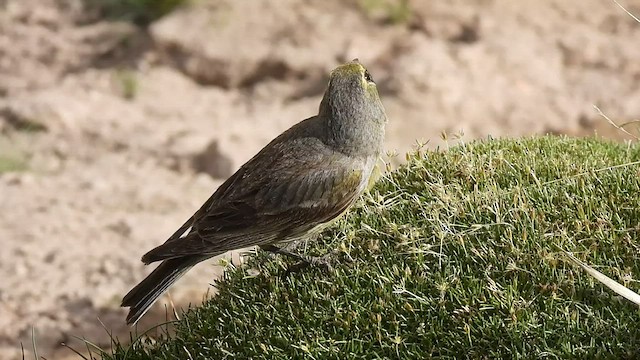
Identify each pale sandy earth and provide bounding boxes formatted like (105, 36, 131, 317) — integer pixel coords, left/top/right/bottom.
(1, 0, 640, 358)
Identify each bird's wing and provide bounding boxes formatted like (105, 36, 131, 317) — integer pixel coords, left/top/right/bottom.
(201, 164, 365, 236)
(142, 144, 367, 262)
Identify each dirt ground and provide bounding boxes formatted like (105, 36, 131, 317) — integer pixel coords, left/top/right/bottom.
(1, 0, 640, 358)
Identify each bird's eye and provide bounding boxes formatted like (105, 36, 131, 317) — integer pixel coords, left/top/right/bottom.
(364, 70, 374, 83)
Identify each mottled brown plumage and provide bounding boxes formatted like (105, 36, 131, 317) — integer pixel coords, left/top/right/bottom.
(121, 60, 387, 325)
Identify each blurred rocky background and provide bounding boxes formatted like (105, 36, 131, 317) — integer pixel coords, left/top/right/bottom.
(1, 0, 640, 358)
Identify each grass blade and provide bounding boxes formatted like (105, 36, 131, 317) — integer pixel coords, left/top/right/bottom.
(563, 251, 640, 306)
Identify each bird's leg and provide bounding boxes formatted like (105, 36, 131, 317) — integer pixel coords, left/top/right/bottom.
(260, 244, 309, 263)
(260, 244, 337, 273)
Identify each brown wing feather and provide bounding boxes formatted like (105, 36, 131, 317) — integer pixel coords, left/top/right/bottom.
(142, 165, 364, 263)
(142, 121, 369, 263)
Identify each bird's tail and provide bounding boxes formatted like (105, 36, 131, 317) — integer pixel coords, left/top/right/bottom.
(121, 256, 204, 325)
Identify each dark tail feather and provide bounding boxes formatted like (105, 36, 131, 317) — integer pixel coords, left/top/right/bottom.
(121, 256, 204, 325)
(141, 232, 203, 265)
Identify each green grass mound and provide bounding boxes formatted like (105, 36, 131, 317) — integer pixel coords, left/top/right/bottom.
(108, 136, 640, 359)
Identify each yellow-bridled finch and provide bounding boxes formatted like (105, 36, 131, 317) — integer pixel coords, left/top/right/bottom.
(122, 60, 388, 325)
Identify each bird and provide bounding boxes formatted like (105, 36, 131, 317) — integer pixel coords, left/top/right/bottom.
(121, 59, 388, 325)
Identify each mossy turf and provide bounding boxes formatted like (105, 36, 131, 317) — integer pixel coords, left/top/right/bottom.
(107, 136, 640, 359)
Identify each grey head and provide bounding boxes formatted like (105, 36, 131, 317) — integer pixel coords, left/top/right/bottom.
(319, 59, 387, 158)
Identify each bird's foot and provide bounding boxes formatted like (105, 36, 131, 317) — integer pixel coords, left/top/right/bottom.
(261, 244, 351, 275)
(307, 253, 336, 271)
(284, 251, 347, 275)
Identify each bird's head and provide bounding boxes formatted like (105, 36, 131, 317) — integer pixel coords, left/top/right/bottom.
(319, 59, 387, 155)
(320, 59, 383, 115)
